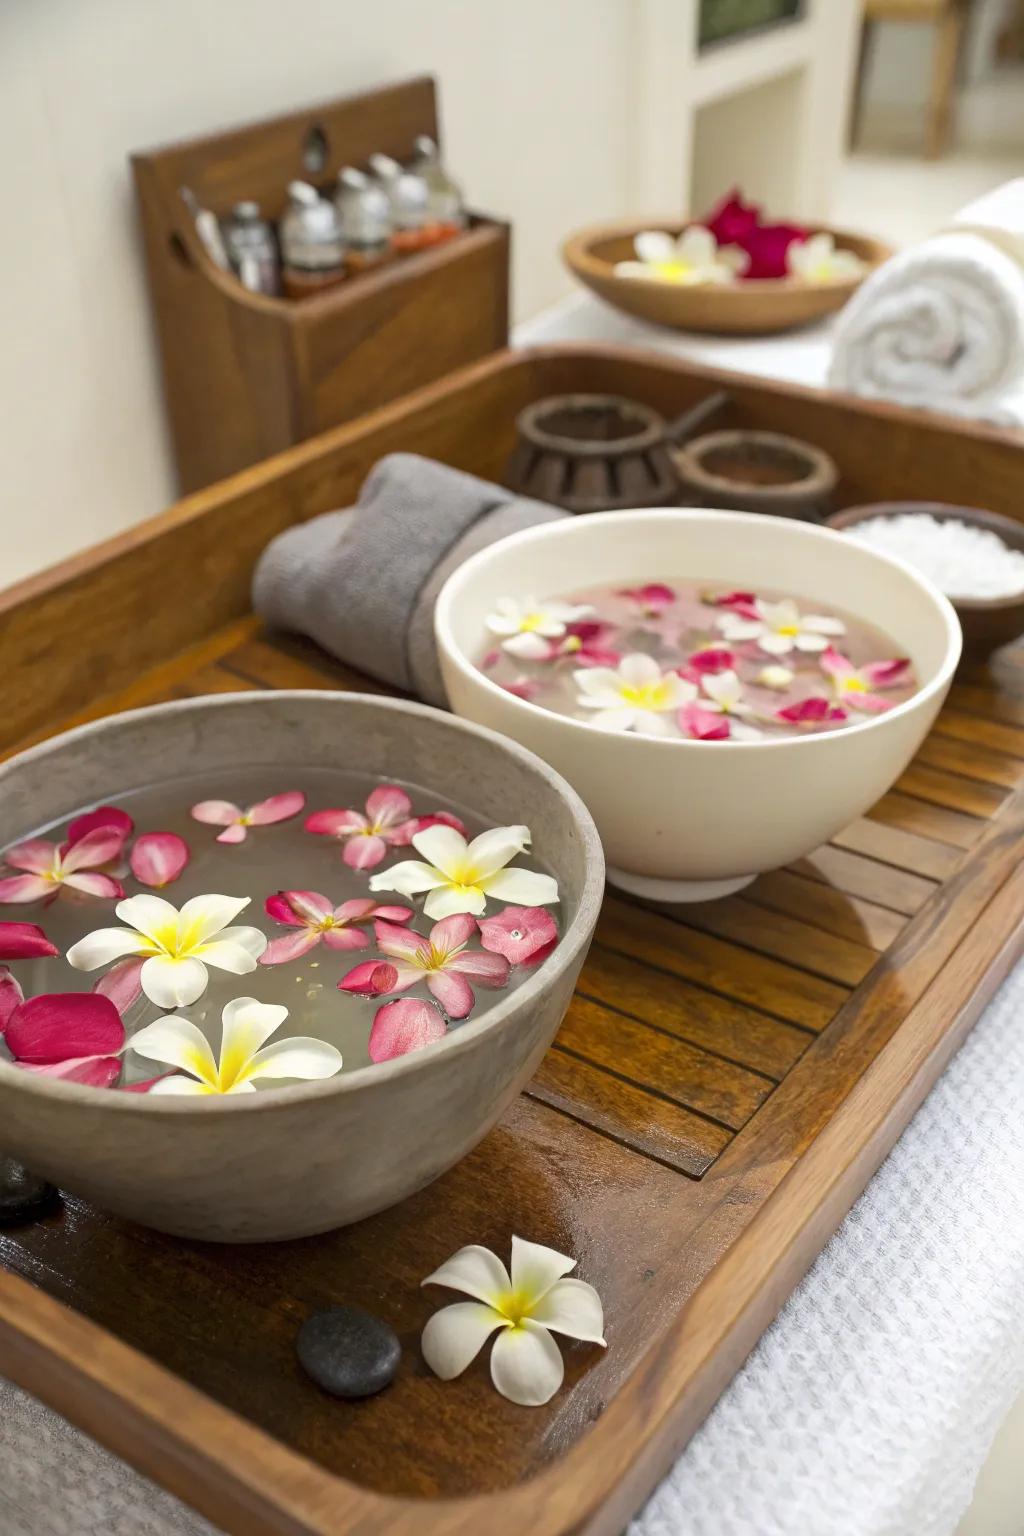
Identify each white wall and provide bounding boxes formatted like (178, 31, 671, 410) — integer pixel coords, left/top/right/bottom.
(0, 0, 633, 586)
(0, 0, 857, 588)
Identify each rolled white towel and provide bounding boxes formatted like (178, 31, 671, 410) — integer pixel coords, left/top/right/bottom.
(828, 230, 1024, 428)
(950, 178, 1024, 267)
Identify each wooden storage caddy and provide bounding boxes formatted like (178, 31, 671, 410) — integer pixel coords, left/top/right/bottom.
(2, 346, 1024, 1536)
(133, 76, 510, 492)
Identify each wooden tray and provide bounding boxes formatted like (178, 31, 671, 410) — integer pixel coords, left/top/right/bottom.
(2, 346, 1024, 1536)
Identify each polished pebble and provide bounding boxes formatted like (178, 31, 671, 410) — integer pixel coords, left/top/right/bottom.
(295, 1305, 401, 1398)
(0, 1159, 58, 1224)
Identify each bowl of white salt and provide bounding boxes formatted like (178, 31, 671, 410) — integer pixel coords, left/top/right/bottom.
(828, 503, 1024, 659)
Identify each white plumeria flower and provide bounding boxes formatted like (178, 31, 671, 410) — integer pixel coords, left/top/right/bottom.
(421, 1235, 605, 1407)
(66, 893, 267, 1009)
(131, 996, 342, 1096)
(575, 652, 695, 735)
(717, 598, 845, 657)
(787, 232, 865, 285)
(485, 596, 594, 660)
(757, 663, 795, 691)
(370, 823, 558, 921)
(614, 226, 749, 287)
(699, 669, 764, 741)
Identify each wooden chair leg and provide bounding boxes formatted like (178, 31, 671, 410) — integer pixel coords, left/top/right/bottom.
(848, 19, 875, 150)
(926, 7, 965, 159)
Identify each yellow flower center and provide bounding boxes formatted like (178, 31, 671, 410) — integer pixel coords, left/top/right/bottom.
(562, 635, 582, 653)
(519, 612, 546, 633)
(651, 260, 692, 281)
(619, 679, 673, 710)
(494, 1289, 532, 1328)
(776, 624, 800, 637)
(843, 676, 867, 693)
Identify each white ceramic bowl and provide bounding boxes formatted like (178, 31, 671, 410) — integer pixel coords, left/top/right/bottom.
(435, 509, 962, 901)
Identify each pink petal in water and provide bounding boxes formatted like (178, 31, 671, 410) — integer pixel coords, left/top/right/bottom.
(0, 873, 58, 905)
(19, 1055, 123, 1087)
(477, 906, 558, 967)
(216, 823, 249, 845)
(776, 697, 848, 725)
(4, 838, 58, 875)
(265, 889, 334, 927)
(67, 806, 134, 846)
(130, 832, 190, 888)
(94, 958, 146, 1015)
(259, 929, 324, 966)
(191, 799, 243, 827)
(0, 921, 58, 960)
(0, 966, 25, 1033)
(6, 992, 125, 1064)
(861, 657, 911, 689)
(60, 871, 125, 900)
(245, 791, 306, 826)
(677, 703, 731, 741)
(425, 968, 475, 1019)
(60, 826, 132, 872)
(304, 808, 367, 838)
(687, 647, 737, 677)
(338, 959, 396, 996)
(343, 833, 388, 870)
(368, 998, 448, 1062)
(365, 785, 412, 828)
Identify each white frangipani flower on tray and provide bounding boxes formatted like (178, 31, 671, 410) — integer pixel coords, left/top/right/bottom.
(421, 1235, 606, 1407)
(485, 596, 595, 660)
(614, 226, 748, 287)
(369, 823, 558, 920)
(131, 996, 342, 1095)
(574, 652, 694, 734)
(787, 231, 865, 284)
(66, 893, 267, 1009)
(717, 597, 845, 656)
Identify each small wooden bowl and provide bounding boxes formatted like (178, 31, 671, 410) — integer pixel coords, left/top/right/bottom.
(827, 502, 1024, 659)
(672, 429, 838, 521)
(506, 393, 680, 512)
(562, 219, 891, 336)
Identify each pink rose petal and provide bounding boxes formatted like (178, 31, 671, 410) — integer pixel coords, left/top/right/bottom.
(130, 832, 190, 888)
(259, 929, 323, 966)
(61, 872, 125, 900)
(776, 697, 848, 725)
(426, 968, 475, 1019)
(477, 906, 558, 967)
(304, 808, 366, 837)
(6, 992, 125, 1064)
(94, 957, 145, 1015)
(0, 966, 25, 1034)
(246, 791, 306, 826)
(339, 959, 393, 995)
(4, 838, 57, 875)
(191, 800, 242, 826)
(0, 873, 57, 905)
(0, 921, 58, 960)
(343, 834, 387, 870)
(368, 998, 448, 1062)
(677, 703, 731, 741)
(67, 806, 134, 846)
(412, 810, 469, 839)
(216, 823, 248, 845)
(365, 784, 412, 827)
(266, 889, 334, 927)
(19, 1055, 122, 1088)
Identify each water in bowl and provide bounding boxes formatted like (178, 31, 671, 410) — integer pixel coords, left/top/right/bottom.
(0, 767, 560, 1086)
(477, 579, 917, 741)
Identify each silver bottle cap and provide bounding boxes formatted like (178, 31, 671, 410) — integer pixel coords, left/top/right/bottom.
(281, 181, 344, 270)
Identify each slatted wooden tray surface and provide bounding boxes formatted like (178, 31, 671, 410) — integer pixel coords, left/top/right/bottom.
(1, 346, 1023, 1536)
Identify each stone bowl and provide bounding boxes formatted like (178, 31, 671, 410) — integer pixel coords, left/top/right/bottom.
(0, 692, 604, 1242)
(435, 509, 961, 902)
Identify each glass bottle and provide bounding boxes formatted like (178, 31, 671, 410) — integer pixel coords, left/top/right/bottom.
(222, 200, 280, 295)
(279, 181, 346, 298)
(369, 153, 432, 254)
(335, 168, 392, 273)
(411, 135, 466, 243)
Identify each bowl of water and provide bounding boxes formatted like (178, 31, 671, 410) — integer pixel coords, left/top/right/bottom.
(0, 693, 603, 1241)
(434, 509, 961, 901)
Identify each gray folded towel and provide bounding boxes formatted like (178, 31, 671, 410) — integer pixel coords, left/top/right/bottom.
(252, 453, 563, 706)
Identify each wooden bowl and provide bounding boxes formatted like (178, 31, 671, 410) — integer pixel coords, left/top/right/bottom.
(672, 429, 838, 521)
(827, 502, 1024, 660)
(562, 219, 892, 336)
(506, 393, 681, 512)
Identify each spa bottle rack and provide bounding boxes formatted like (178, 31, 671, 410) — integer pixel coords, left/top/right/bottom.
(2, 346, 1024, 1536)
(132, 76, 510, 493)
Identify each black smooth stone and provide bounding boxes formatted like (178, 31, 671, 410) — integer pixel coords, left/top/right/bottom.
(295, 1305, 401, 1399)
(0, 1159, 59, 1225)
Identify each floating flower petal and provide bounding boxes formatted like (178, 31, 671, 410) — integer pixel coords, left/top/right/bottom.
(67, 806, 134, 846)
(260, 891, 413, 965)
(0, 921, 58, 960)
(717, 597, 845, 656)
(0, 829, 125, 906)
(819, 646, 909, 714)
(421, 1235, 605, 1406)
(191, 792, 305, 845)
(5, 991, 125, 1087)
(134, 996, 342, 1095)
(775, 696, 849, 726)
(66, 893, 267, 1009)
(477, 906, 558, 967)
(0, 967, 24, 1033)
(485, 597, 594, 657)
(370, 824, 558, 921)
(305, 785, 423, 870)
(368, 997, 448, 1062)
(130, 832, 191, 889)
(339, 913, 510, 1018)
(575, 653, 695, 736)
